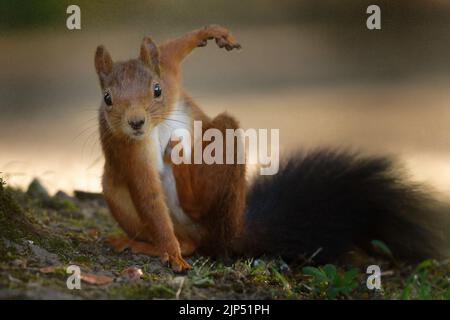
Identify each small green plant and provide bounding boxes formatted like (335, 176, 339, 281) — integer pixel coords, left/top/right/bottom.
(303, 264, 359, 299)
(189, 258, 215, 288)
(270, 267, 293, 296)
(400, 260, 449, 300)
(371, 240, 393, 257)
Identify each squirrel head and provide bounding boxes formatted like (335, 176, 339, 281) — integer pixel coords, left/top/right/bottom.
(95, 37, 177, 141)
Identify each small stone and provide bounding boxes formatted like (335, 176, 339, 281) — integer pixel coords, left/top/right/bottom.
(252, 259, 264, 268)
(54, 190, 73, 201)
(26, 178, 50, 200)
(28, 243, 60, 265)
(279, 262, 291, 275)
(74, 190, 106, 206)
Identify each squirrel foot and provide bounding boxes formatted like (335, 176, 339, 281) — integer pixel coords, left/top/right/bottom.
(199, 25, 242, 51)
(161, 252, 192, 272)
(107, 234, 191, 272)
(127, 241, 192, 272)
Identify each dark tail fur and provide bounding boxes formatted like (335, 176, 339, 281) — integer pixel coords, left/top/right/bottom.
(237, 149, 449, 263)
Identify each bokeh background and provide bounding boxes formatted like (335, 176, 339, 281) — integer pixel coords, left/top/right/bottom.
(0, 0, 449, 200)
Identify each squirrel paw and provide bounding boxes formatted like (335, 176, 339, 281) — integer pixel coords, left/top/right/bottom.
(161, 252, 192, 272)
(107, 234, 131, 252)
(200, 25, 242, 51)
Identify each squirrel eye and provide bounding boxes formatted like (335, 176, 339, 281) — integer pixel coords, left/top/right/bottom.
(104, 92, 113, 106)
(153, 83, 162, 98)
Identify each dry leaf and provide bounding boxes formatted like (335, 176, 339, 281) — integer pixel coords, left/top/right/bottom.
(39, 266, 56, 274)
(120, 266, 143, 281)
(80, 272, 114, 285)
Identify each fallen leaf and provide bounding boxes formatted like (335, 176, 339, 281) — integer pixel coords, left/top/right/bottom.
(120, 266, 143, 281)
(39, 266, 56, 274)
(80, 273, 114, 285)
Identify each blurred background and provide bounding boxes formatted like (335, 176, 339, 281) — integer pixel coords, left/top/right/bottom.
(0, 0, 449, 199)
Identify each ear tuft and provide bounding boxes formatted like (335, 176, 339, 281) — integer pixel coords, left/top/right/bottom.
(95, 45, 113, 86)
(140, 37, 160, 76)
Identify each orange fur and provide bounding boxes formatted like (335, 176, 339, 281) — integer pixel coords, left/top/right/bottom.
(167, 112, 247, 256)
(96, 25, 243, 271)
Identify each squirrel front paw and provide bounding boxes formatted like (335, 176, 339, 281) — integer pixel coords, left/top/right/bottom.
(199, 25, 242, 51)
(161, 252, 192, 272)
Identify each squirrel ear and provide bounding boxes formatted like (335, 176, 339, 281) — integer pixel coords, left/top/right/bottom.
(95, 45, 113, 86)
(140, 37, 160, 76)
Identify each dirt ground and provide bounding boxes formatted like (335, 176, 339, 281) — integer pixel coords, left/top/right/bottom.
(0, 178, 448, 300)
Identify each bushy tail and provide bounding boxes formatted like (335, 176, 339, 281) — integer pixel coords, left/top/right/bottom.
(237, 149, 449, 263)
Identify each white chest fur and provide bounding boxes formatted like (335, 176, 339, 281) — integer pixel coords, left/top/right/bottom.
(149, 101, 195, 228)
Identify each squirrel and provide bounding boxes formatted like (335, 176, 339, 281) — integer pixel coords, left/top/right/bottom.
(95, 25, 449, 272)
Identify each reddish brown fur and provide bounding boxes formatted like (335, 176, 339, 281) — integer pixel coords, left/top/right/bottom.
(96, 25, 244, 271)
(168, 112, 247, 256)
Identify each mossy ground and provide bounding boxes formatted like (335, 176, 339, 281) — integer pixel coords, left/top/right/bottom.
(0, 178, 448, 300)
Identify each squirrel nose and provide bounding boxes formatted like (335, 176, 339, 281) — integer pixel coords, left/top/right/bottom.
(128, 119, 145, 130)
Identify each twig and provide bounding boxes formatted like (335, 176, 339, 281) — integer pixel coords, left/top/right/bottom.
(175, 277, 185, 300)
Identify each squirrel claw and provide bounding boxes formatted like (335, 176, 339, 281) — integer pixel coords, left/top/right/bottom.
(202, 25, 241, 52)
(197, 39, 208, 47)
(225, 43, 241, 51)
(161, 252, 192, 272)
(215, 37, 241, 51)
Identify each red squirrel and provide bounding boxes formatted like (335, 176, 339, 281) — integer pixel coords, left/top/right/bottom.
(96, 26, 245, 271)
(95, 26, 448, 272)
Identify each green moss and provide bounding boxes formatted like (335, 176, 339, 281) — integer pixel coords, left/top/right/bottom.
(0, 178, 76, 262)
(72, 254, 94, 265)
(46, 237, 72, 251)
(0, 179, 38, 259)
(112, 258, 131, 271)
